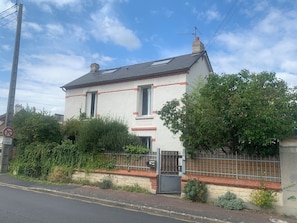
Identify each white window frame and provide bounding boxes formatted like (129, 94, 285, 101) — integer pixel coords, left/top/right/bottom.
(140, 136, 151, 149)
(139, 85, 152, 116)
(86, 92, 97, 118)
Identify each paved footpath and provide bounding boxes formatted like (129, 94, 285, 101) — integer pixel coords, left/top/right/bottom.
(0, 174, 296, 223)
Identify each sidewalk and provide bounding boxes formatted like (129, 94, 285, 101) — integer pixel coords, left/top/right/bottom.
(0, 174, 295, 223)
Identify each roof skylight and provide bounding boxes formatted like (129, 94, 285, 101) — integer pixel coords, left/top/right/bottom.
(101, 69, 117, 74)
(151, 58, 172, 66)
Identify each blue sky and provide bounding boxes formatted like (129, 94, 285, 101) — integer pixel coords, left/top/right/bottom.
(0, 0, 297, 115)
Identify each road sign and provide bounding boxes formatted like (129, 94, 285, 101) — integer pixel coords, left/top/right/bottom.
(2, 137, 12, 145)
(3, 127, 14, 138)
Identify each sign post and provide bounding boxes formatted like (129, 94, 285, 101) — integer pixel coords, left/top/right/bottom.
(0, 3, 23, 173)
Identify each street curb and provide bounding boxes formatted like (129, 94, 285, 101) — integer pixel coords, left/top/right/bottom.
(0, 182, 232, 223)
(30, 187, 233, 223)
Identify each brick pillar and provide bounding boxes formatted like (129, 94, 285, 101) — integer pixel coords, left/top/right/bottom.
(279, 138, 297, 217)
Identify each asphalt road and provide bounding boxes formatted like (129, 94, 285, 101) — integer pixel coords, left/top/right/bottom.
(0, 185, 190, 223)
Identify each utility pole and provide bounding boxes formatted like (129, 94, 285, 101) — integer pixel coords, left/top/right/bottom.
(0, 3, 23, 173)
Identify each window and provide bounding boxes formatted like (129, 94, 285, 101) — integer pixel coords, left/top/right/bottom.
(151, 58, 172, 66)
(139, 86, 151, 116)
(86, 92, 97, 118)
(101, 69, 117, 74)
(140, 136, 151, 149)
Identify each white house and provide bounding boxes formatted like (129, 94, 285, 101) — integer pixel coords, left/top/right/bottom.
(62, 37, 213, 152)
(0, 114, 6, 154)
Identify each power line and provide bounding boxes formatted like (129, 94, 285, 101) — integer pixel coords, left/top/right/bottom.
(0, 16, 17, 28)
(0, 3, 18, 28)
(0, 4, 16, 17)
(205, 0, 239, 49)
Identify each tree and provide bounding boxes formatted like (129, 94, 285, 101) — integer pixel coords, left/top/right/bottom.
(13, 109, 62, 147)
(158, 70, 297, 156)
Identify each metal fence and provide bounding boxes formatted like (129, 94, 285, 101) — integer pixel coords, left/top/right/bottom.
(186, 151, 281, 182)
(103, 150, 281, 182)
(103, 152, 157, 171)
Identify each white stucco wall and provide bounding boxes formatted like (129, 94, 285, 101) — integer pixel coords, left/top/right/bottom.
(186, 55, 210, 93)
(64, 56, 211, 152)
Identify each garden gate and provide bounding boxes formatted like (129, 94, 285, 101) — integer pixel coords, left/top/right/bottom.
(157, 150, 181, 194)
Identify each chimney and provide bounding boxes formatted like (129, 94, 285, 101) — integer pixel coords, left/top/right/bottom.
(90, 63, 100, 72)
(192, 36, 205, 54)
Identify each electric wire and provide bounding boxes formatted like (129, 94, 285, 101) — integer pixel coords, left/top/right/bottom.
(0, 10, 17, 20)
(0, 3, 17, 28)
(205, 0, 239, 49)
(0, 4, 16, 17)
(0, 16, 17, 28)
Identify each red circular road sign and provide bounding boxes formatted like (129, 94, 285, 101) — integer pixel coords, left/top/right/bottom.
(3, 127, 14, 138)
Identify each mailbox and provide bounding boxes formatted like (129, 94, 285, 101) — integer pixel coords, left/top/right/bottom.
(146, 160, 156, 168)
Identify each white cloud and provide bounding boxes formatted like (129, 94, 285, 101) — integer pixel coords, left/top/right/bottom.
(0, 0, 14, 11)
(210, 6, 297, 87)
(22, 22, 43, 38)
(206, 9, 220, 22)
(1, 44, 10, 51)
(27, 0, 81, 9)
(69, 24, 88, 42)
(45, 23, 65, 39)
(20, 53, 86, 85)
(90, 2, 141, 50)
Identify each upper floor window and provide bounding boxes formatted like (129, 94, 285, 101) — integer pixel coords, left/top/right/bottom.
(86, 92, 97, 118)
(139, 85, 152, 116)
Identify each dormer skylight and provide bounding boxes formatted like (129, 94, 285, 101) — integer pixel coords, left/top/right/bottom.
(101, 69, 117, 74)
(151, 58, 172, 66)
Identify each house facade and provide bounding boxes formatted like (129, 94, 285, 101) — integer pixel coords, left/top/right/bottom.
(0, 114, 6, 154)
(62, 38, 213, 152)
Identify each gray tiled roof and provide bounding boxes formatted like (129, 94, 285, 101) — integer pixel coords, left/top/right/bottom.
(62, 51, 207, 90)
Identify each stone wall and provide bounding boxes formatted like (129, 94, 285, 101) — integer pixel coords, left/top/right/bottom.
(72, 170, 158, 194)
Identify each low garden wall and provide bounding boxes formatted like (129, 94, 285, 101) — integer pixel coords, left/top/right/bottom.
(72, 170, 158, 194)
(72, 169, 283, 206)
(181, 175, 283, 209)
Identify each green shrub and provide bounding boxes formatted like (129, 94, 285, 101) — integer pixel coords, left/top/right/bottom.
(47, 166, 72, 183)
(118, 184, 150, 194)
(250, 184, 277, 209)
(214, 191, 245, 210)
(77, 117, 142, 153)
(10, 140, 116, 180)
(124, 145, 150, 171)
(183, 179, 207, 203)
(98, 179, 113, 189)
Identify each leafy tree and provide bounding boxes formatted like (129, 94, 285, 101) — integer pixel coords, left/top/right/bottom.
(13, 109, 62, 147)
(158, 70, 297, 156)
(77, 117, 142, 153)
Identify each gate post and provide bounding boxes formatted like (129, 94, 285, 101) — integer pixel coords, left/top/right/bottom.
(182, 149, 186, 175)
(156, 148, 160, 175)
(279, 138, 297, 218)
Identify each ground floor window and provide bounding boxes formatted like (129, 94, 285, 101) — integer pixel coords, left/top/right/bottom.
(140, 136, 151, 149)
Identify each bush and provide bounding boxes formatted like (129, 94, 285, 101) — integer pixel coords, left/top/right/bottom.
(77, 117, 142, 153)
(10, 140, 117, 179)
(98, 179, 113, 189)
(124, 145, 150, 171)
(183, 179, 207, 203)
(214, 191, 245, 210)
(47, 166, 71, 183)
(13, 109, 62, 146)
(250, 185, 277, 209)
